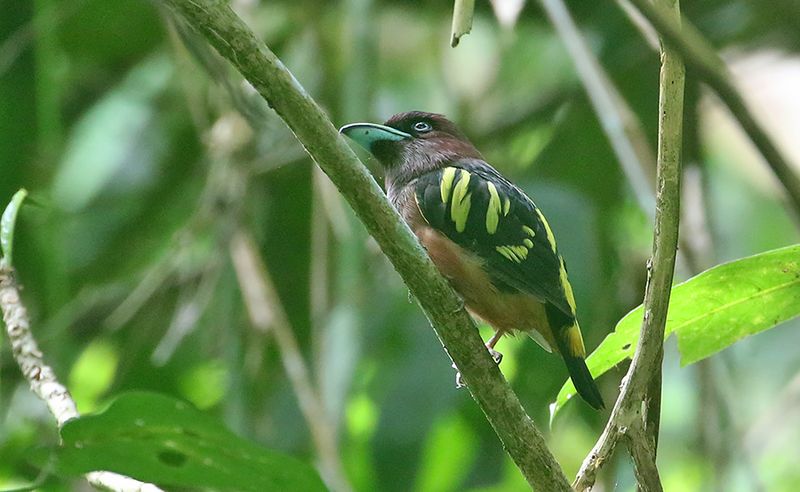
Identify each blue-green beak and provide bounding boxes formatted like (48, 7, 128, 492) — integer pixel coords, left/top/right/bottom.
(339, 123, 411, 152)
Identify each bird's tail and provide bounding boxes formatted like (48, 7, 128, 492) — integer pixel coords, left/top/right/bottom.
(562, 351, 604, 410)
(554, 323, 605, 410)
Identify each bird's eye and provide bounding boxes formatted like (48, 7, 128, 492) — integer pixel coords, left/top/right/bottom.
(413, 121, 432, 133)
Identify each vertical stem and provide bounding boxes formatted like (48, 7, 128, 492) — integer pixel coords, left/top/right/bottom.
(643, 0, 685, 459)
(574, 2, 685, 489)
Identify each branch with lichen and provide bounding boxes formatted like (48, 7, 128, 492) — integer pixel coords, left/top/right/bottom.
(574, 0, 685, 490)
(0, 192, 163, 492)
(158, 0, 573, 489)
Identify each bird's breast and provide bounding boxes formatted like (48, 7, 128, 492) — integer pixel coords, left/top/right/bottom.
(415, 226, 553, 345)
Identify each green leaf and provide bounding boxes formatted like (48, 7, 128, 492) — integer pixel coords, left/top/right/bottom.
(58, 392, 327, 492)
(1, 189, 28, 267)
(551, 245, 800, 420)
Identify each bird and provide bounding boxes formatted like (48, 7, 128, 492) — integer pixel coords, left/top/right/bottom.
(339, 111, 604, 409)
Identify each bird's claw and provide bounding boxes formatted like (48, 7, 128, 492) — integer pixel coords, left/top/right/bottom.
(488, 347, 503, 364)
(451, 347, 504, 389)
(452, 362, 466, 388)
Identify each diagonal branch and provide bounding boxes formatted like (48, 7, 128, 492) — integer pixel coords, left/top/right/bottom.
(159, 0, 572, 489)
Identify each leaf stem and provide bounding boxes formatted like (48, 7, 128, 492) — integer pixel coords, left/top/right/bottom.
(0, 189, 28, 268)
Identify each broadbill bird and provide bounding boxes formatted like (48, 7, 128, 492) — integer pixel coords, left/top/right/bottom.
(340, 111, 604, 409)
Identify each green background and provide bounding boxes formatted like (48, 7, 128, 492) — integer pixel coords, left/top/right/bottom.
(1, 1, 799, 490)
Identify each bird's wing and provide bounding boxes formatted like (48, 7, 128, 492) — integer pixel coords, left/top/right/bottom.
(413, 159, 576, 319)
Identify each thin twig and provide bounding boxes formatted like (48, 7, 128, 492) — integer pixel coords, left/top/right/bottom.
(617, 0, 800, 217)
(160, 0, 572, 488)
(642, 0, 685, 457)
(0, 266, 164, 492)
(575, 0, 685, 489)
(229, 230, 353, 492)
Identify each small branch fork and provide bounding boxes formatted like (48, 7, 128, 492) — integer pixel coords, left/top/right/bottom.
(0, 264, 163, 492)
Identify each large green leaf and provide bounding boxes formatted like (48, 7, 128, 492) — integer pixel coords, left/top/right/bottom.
(58, 392, 327, 492)
(551, 245, 800, 420)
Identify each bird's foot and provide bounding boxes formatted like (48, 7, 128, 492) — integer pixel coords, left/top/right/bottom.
(451, 346, 504, 389)
(487, 346, 503, 365)
(452, 362, 466, 389)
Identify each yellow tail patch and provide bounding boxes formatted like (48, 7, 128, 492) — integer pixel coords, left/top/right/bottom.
(565, 324, 586, 358)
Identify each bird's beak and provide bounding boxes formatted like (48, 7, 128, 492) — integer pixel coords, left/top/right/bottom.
(339, 123, 411, 152)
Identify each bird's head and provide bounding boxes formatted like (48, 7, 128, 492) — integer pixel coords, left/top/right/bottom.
(339, 111, 481, 184)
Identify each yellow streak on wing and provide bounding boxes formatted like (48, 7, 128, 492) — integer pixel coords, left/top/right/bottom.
(536, 209, 557, 253)
(440, 167, 457, 204)
(496, 244, 530, 263)
(523, 238, 534, 248)
(559, 259, 577, 311)
(522, 225, 536, 237)
(511, 245, 529, 260)
(485, 182, 502, 235)
(565, 323, 586, 357)
(496, 245, 521, 263)
(450, 170, 472, 233)
(503, 197, 511, 216)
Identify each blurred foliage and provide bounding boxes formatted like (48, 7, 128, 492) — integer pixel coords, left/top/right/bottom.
(1, 0, 800, 491)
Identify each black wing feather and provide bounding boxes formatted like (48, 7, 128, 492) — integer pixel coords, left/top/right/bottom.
(414, 159, 574, 318)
